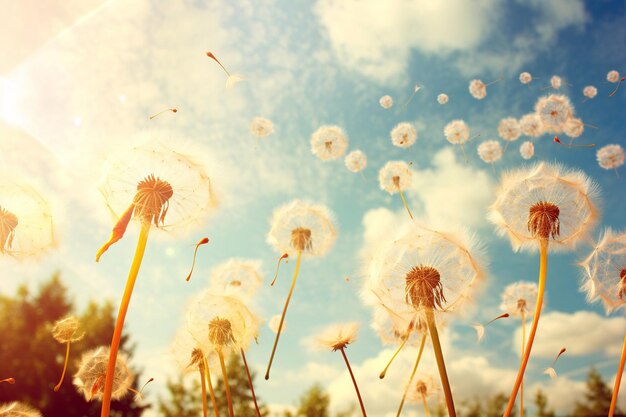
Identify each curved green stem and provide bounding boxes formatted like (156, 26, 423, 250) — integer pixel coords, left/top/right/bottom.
(396, 333, 427, 417)
(425, 308, 456, 417)
(609, 332, 626, 417)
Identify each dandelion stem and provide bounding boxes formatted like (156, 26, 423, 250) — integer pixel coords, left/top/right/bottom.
(100, 221, 150, 417)
(199, 365, 208, 417)
(608, 332, 626, 417)
(503, 239, 548, 417)
(422, 395, 430, 417)
(265, 251, 302, 380)
(380, 331, 410, 379)
(460, 144, 468, 163)
(520, 312, 526, 417)
(53, 342, 71, 392)
(218, 350, 235, 417)
(340, 347, 368, 417)
(398, 189, 414, 220)
(396, 333, 427, 417)
(241, 349, 262, 417)
(425, 308, 456, 417)
(203, 355, 220, 417)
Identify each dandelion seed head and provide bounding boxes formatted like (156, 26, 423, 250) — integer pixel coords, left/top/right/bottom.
(52, 316, 85, 344)
(267, 200, 336, 257)
(477, 140, 503, 164)
(406, 373, 440, 403)
(390, 122, 417, 148)
(316, 322, 359, 351)
(550, 75, 562, 90)
(209, 258, 263, 301)
(378, 161, 412, 194)
(250, 117, 274, 137)
(607, 70, 620, 83)
(344, 150, 367, 173)
(500, 281, 539, 317)
(437, 93, 449, 105)
(489, 162, 600, 252)
(368, 307, 430, 346)
(596, 144, 624, 171)
(563, 117, 585, 138)
(0, 402, 42, 417)
(498, 118, 522, 142)
(379, 95, 393, 109)
(73, 346, 133, 401)
(520, 141, 535, 160)
(443, 120, 470, 145)
(310, 125, 349, 161)
(519, 114, 545, 138)
(469, 79, 487, 99)
(535, 94, 574, 133)
(519, 72, 532, 84)
(583, 86, 597, 99)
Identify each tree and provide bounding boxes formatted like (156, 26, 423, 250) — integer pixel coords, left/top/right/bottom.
(572, 368, 620, 417)
(294, 384, 329, 417)
(484, 393, 510, 417)
(0, 274, 149, 417)
(534, 388, 555, 417)
(159, 376, 202, 417)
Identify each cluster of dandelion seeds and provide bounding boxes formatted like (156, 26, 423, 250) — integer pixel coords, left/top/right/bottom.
(310, 125, 349, 161)
(519, 72, 532, 84)
(478, 140, 503, 164)
(378, 161, 412, 194)
(437, 93, 449, 105)
(379, 95, 393, 109)
(520, 141, 535, 160)
(390, 122, 417, 148)
(250, 117, 274, 137)
(345, 150, 367, 173)
(73, 346, 133, 401)
(209, 258, 263, 302)
(597, 144, 624, 172)
(519, 114, 544, 138)
(534, 94, 574, 134)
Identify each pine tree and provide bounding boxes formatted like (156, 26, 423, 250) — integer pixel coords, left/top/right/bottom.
(294, 384, 330, 417)
(572, 368, 619, 417)
(534, 388, 555, 417)
(159, 376, 202, 417)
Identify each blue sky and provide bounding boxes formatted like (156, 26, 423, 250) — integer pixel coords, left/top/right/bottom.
(1, 1, 625, 416)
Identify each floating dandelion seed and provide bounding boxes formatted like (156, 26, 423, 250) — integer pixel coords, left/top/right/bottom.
(406, 373, 440, 417)
(149, 108, 177, 120)
(469, 77, 501, 100)
(535, 94, 574, 134)
(74, 346, 133, 402)
(317, 323, 367, 417)
(583, 86, 597, 100)
(443, 119, 471, 162)
(345, 150, 367, 173)
(250, 117, 274, 138)
(579, 228, 626, 417)
(96, 142, 217, 417)
(607, 70, 620, 83)
(0, 179, 54, 259)
(265, 200, 336, 379)
(549, 76, 562, 90)
(520, 141, 535, 160)
(390, 122, 417, 148)
(610, 77, 625, 96)
(402, 84, 422, 108)
(498, 118, 522, 153)
(269, 314, 285, 334)
(206, 51, 244, 89)
(519, 72, 532, 84)
(52, 316, 85, 392)
(437, 94, 449, 105)
(477, 140, 503, 172)
(472, 313, 509, 343)
(379, 95, 394, 109)
(378, 161, 414, 219)
(519, 114, 544, 138)
(186, 237, 210, 282)
(543, 347, 566, 380)
(0, 378, 15, 384)
(597, 144, 625, 176)
(553, 135, 595, 149)
(489, 162, 599, 417)
(310, 125, 349, 161)
(271, 253, 289, 286)
(209, 258, 263, 301)
(0, 402, 42, 417)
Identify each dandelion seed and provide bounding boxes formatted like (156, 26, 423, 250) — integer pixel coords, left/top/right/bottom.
(149, 108, 177, 120)
(74, 346, 133, 402)
(477, 140, 503, 172)
(520, 141, 535, 160)
(405, 373, 440, 417)
(597, 144, 625, 177)
(52, 316, 85, 392)
(265, 200, 336, 379)
(0, 402, 42, 417)
(535, 94, 574, 134)
(610, 77, 625, 97)
(563, 118, 585, 138)
(390, 122, 417, 148)
(130, 377, 154, 400)
(553, 135, 595, 148)
(206, 51, 244, 89)
(489, 162, 600, 417)
(607, 70, 620, 83)
(209, 258, 263, 301)
(472, 313, 509, 343)
(443, 120, 471, 162)
(268, 314, 285, 334)
(543, 348, 566, 379)
(498, 118, 522, 153)
(250, 117, 274, 138)
(402, 84, 422, 108)
(378, 161, 414, 219)
(519, 72, 532, 84)
(469, 77, 501, 100)
(583, 86, 597, 100)
(345, 150, 367, 173)
(437, 94, 449, 105)
(310, 125, 349, 161)
(549, 76, 562, 90)
(186, 237, 210, 282)
(379, 95, 394, 109)
(271, 253, 289, 286)
(0, 378, 15, 384)
(519, 114, 545, 138)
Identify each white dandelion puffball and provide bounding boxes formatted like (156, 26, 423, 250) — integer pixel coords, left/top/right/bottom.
(597, 144, 625, 171)
(519, 72, 532, 84)
(519, 114, 544, 138)
(477, 140, 503, 164)
(520, 141, 535, 160)
(310, 125, 349, 161)
(469, 79, 487, 99)
(607, 70, 620, 83)
(250, 117, 274, 137)
(563, 117, 585, 138)
(74, 346, 133, 401)
(583, 86, 597, 99)
(444, 120, 470, 144)
(535, 94, 574, 133)
(378, 161, 412, 194)
(209, 258, 263, 301)
(437, 93, 449, 104)
(390, 122, 417, 148)
(344, 150, 367, 173)
(500, 281, 539, 317)
(498, 117, 522, 142)
(379, 95, 393, 109)
(550, 75, 562, 90)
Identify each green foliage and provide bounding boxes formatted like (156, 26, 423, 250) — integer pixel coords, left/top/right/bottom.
(571, 368, 621, 417)
(158, 375, 203, 417)
(534, 388, 555, 417)
(459, 393, 516, 417)
(0, 274, 148, 417)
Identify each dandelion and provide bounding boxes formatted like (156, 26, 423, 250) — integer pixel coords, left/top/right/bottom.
(250, 117, 274, 138)
(378, 161, 414, 219)
(519, 114, 544, 139)
(477, 140, 503, 172)
(405, 373, 440, 417)
(534, 94, 574, 133)
(596, 144, 625, 177)
(74, 346, 133, 402)
(443, 120, 471, 162)
(345, 150, 367, 174)
(583, 86, 597, 100)
(310, 125, 349, 161)
(469, 77, 501, 100)
(95, 142, 217, 417)
(51, 316, 85, 392)
(437, 94, 449, 105)
(579, 228, 626, 417)
(0, 179, 54, 259)
(553, 135, 595, 149)
(379, 95, 394, 109)
(498, 118, 522, 153)
(185, 237, 210, 282)
(265, 200, 336, 379)
(317, 323, 367, 417)
(206, 51, 244, 89)
(489, 162, 600, 417)
(549, 76, 562, 90)
(563, 117, 585, 138)
(209, 258, 263, 302)
(268, 314, 285, 333)
(0, 402, 42, 417)
(520, 141, 535, 160)
(390, 123, 417, 148)
(368, 225, 485, 417)
(607, 70, 620, 83)
(149, 108, 177, 120)
(471, 313, 509, 343)
(543, 348, 566, 380)
(519, 72, 532, 84)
